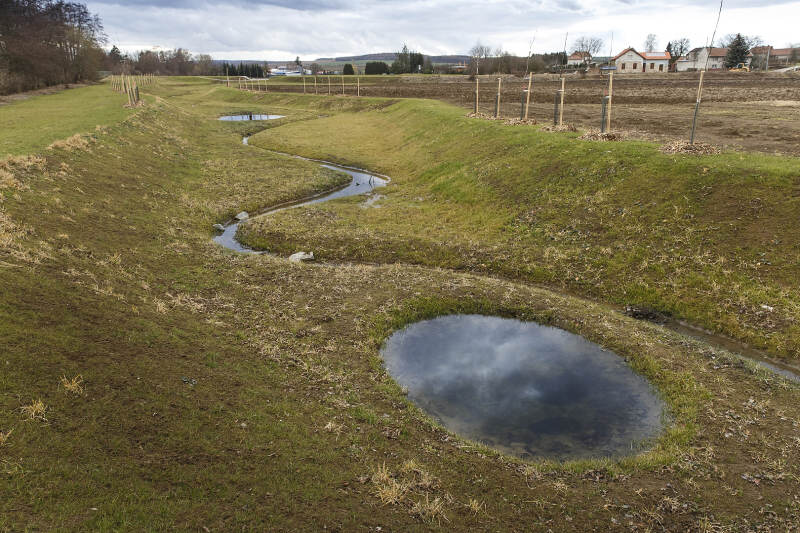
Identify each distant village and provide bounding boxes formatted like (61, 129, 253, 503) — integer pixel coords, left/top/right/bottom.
(241, 43, 799, 79)
(567, 45, 799, 73)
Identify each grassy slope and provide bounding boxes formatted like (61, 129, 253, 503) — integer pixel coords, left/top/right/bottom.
(243, 96, 800, 359)
(0, 84, 134, 156)
(1, 79, 799, 531)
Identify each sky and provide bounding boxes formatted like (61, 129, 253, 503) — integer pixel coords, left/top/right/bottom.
(87, 0, 800, 60)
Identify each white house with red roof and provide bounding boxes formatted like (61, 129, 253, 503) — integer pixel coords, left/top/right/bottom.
(567, 51, 592, 66)
(612, 48, 670, 73)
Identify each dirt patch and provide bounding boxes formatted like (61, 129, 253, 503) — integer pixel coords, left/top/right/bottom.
(503, 117, 538, 125)
(660, 140, 721, 155)
(0, 82, 92, 105)
(579, 130, 626, 141)
(539, 123, 578, 132)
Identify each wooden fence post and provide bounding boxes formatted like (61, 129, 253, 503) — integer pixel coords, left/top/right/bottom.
(474, 77, 479, 114)
(606, 72, 613, 132)
(314, 76, 318, 94)
(303, 77, 306, 94)
(524, 74, 532, 119)
(328, 76, 331, 95)
(341, 75, 345, 95)
(357, 77, 360, 97)
(494, 78, 502, 118)
(690, 70, 705, 144)
(558, 77, 565, 126)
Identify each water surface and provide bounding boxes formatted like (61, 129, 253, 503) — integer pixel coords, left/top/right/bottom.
(381, 314, 665, 460)
(219, 114, 285, 121)
(213, 142, 387, 253)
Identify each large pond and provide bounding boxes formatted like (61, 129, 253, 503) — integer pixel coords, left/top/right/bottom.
(381, 314, 665, 460)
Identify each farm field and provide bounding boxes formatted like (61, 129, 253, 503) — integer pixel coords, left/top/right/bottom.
(250, 72, 800, 154)
(1, 77, 800, 531)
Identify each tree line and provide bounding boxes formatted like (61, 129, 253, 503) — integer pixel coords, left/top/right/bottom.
(0, 0, 105, 94)
(218, 62, 268, 78)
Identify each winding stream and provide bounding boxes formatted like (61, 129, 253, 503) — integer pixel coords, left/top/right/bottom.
(213, 136, 387, 254)
(214, 129, 799, 393)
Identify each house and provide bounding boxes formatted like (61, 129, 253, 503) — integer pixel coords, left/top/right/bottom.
(770, 47, 800, 65)
(751, 46, 800, 67)
(567, 51, 592, 66)
(675, 47, 753, 71)
(270, 65, 303, 76)
(612, 48, 670, 73)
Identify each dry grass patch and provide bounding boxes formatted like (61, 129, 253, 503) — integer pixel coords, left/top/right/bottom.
(48, 133, 91, 152)
(375, 478, 409, 506)
(0, 154, 43, 190)
(0, 429, 13, 446)
(579, 130, 626, 141)
(322, 420, 345, 438)
(20, 399, 47, 421)
(466, 498, 485, 514)
(410, 494, 448, 525)
(660, 140, 721, 155)
(60, 374, 85, 395)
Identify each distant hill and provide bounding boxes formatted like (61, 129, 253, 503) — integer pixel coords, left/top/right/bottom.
(213, 53, 471, 67)
(317, 53, 470, 64)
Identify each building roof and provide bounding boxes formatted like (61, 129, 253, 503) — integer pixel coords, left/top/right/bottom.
(688, 47, 729, 58)
(568, 51, 592, 60)
(771, 47, 800, 56)
(612, 47, 671, 61)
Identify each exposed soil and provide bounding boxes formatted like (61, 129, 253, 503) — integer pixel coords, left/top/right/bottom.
(0, 82, 92, 105)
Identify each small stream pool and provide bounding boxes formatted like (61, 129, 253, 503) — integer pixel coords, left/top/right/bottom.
(219, 114, 285, 121)
(381, 314, 665, 460)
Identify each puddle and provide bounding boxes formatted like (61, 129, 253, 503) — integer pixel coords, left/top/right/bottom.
(213, 137, 387, 253)
(381, 314, 665, 460)
(219, 114, 285, 121)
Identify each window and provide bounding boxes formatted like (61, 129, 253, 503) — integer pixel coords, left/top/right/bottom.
(659, 64, 664, 71)
(633, 62, 638, 69)
(621, 63, 626, 70)
(650, 62, 655, 69)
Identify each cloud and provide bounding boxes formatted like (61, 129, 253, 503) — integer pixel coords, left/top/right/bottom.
(96, 0, 346, 10)
(86, 0, 800, 59)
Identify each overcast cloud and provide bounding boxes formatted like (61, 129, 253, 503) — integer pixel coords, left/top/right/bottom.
(87, 0, 800, 60)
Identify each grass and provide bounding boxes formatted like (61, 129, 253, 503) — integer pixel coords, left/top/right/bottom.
(241, 95, 800, 359)
(0, 83, 133, 156)
(0, 77, 799, 531)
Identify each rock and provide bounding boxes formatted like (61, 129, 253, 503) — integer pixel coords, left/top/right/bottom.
(212, 223, 225, 231)
(624, 305, 666, 322)
(289, 251, 314, 263)
(235, 211, 249, 221)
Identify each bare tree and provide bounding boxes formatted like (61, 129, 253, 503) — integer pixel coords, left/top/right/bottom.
(666, 38, 690, 70)
(524, 34, 536, 75)
(717, 33, 762, 49)
(644, 34, 658, 52)
(469, 42, 491, 75)
(571, 36, 604, 56)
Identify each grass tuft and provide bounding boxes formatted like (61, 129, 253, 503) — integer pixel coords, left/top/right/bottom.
(47, 133, 92, 152)
(410, 494, 448, 524)
(466, 498, 485, 514)
(20, 399, 47, 421)
(59, 374, 85, 395)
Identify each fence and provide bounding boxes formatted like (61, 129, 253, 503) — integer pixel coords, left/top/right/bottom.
(109, 74, 157, 107)
(216, 70, 781, 145)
